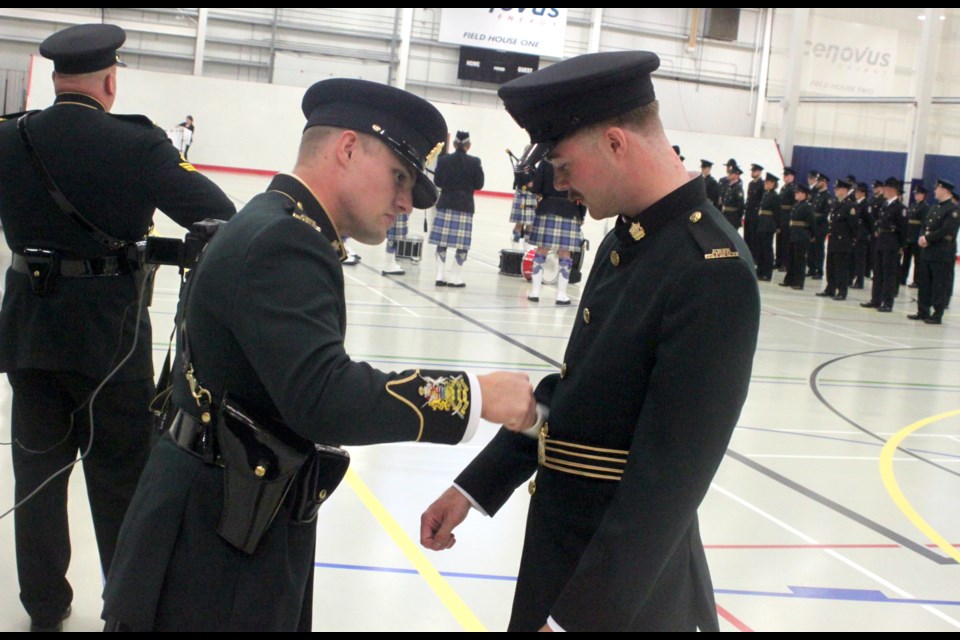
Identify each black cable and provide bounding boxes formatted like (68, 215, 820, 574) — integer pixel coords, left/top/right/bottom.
(0, 264, 157, 520)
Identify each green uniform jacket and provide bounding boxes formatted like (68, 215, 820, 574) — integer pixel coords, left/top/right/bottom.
(103, 173, 479, 631)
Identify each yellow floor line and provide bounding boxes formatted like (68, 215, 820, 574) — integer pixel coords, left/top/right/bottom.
(345, 468, 488, 631)
(879, 409, 960, 563)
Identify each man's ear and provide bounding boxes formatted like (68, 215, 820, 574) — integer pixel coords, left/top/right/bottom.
(336, 130, 361, 165)
(602, 126, 628, 158)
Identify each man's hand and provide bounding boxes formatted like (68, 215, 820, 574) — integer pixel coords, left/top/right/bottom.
(420, 487, 471, 551)
(477, 372, 537, 432)
(919, 235, 928, 248)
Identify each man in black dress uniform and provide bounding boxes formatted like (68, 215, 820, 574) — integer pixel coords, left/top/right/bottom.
(902, 185, 929, 287)
(817, 179, 858, 301)
(808, 172, 834, 280)
(756, 172, 780, 281)
(721, 164, 745, 230)
(851, 182, 874, 289)
(780, 183, 814, 290)
(101, 78, 537, 632)
(744, 163, 764, 261)
(701, 159, 721, 209)
(420, 51, 761, 632)
(908, 178, 959, 324)
(776, 167, 797, 271)
(862, 177, 906, 312)
(0, 24, 236, 632)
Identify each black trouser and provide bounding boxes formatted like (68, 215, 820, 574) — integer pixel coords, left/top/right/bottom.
(775, 219, 790, 268)
(824, 250, 851, 298)
(916, 259, 953, 318)
(807, 234, 826, 276)
(744, 215, 758, 262)
(784, 240, 808, 288)
(869, 244, 900, 308)
(756, 231, 775, 279)
(8, 369, 153, 624)
(722, 211, 741, 230)
(852, 241, 868, 287)
(901, 243, 920, 285)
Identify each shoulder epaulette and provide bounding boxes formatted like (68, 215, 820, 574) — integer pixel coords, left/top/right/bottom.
(107, 113, 154, 127)
(687, 210, 741, 260)
(0, 111, 28, 123)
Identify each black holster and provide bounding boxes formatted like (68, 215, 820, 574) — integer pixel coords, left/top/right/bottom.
(288, 443, 350, 524)
(22, 247, 60, 295)
(216, 399, 310, 555)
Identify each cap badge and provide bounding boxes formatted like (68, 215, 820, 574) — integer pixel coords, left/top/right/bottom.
(426, 141, 444, 165)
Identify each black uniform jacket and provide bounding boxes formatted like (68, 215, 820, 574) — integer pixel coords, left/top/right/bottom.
(720, 179, 745, 226)
(758, 190, 781, 233)
(876, 199, 906, 250)
(827, 198, 858, 252)
(435, 148, 484, 213)
(456, 178, 760, 631)
(812, 189, 834, 239)
(905, 200, 929, 244)
(704, 173, 720, 208)
(789, 201, 814, 243)
(102, 173, 478, 631)
(855, 198, 874, 241)
(0, 93, 235, 380)
(920, 200, 960, 263)
(746, 177, 763, 217)
(532, 161, 585, 219)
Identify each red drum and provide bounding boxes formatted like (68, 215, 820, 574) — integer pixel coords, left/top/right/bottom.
(521, 249, 559, 284)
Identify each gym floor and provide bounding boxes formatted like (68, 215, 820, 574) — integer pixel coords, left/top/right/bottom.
(0, 171, 958, 631)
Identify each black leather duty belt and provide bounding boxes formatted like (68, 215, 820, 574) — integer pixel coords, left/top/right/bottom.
(535, 423, 628, 482)
(12, 252, 136, 277)
(167, 409, 223, 466)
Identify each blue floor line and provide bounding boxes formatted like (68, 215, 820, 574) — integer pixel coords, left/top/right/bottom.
(737, 425, 960, 460)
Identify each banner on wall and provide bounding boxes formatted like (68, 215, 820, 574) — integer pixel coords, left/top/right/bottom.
(802, 16, 898, 97)
(439, 8, 567, 58)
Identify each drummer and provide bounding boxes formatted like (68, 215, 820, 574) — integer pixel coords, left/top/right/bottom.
(526, 160, 587, 305)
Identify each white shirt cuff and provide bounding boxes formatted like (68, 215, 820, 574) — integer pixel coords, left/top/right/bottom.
(460, 372, 483, 443)
(546, 616, 565, 632)
(451, 482, 490, 517)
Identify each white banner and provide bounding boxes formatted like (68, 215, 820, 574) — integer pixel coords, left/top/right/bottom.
(801, 16, 898, 97)
(439, 8, 567, 58)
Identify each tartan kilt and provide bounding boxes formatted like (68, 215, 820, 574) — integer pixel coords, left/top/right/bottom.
(386, 213, 409, 242)
(429, 208, 473, 250)
(530, 213, 583, 252)
(509, 190, 537, 226)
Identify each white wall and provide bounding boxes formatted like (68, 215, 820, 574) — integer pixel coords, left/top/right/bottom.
(28, 55, 782, 194)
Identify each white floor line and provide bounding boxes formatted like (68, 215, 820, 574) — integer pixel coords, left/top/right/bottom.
(343, 271, 420, 318)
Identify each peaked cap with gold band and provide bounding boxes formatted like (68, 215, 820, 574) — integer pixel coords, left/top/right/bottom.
(301, 78, 446, 210)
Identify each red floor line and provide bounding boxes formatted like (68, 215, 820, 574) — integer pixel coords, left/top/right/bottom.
(706, 543, 960, 550)
(716, 603, 753, 632)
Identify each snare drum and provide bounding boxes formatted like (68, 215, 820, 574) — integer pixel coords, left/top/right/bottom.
(499, 249, 525, 277)
(520, 249, 559, 284)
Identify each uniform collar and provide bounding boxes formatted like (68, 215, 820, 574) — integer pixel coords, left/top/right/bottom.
(615, 177, 707, 245)
(53, 92, 106, 111)
(266, 172, 348, 261)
